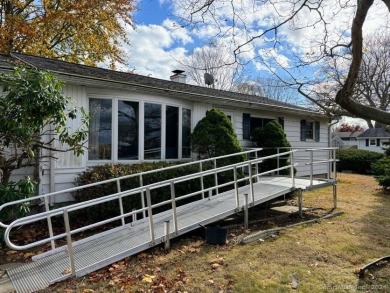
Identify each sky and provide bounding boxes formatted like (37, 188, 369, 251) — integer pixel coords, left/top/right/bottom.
(115, 0, 388, 127)
(121, 0, 388, 80)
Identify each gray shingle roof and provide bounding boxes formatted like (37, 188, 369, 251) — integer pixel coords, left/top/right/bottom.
(0, 52, 320, 115)
(357, 128, 390, 138)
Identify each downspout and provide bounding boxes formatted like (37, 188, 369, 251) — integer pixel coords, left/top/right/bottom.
(328, 116, 340, 179)
(49, 124, 56, 204)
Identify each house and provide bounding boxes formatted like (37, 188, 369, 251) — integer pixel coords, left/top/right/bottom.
(357, 128, 390, 153)
(331, 131, 363, 149)
(0, 52, 332, 202)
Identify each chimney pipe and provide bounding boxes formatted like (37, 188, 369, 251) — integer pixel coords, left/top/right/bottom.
(170, 70, 186, 83)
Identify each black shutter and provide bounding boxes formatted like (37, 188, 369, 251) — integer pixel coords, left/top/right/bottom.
(366, 139, 369, 146)
(300, 120, 306, 141)
(278, 117, 284, 129)
(377, 139, 380, 146)
(315, 121, 320, 142)
(243, 113, 251, 140)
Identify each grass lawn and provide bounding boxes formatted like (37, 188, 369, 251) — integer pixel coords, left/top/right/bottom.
(5, 173, 390, 292)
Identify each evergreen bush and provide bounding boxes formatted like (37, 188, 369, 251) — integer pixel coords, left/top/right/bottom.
(251, 120, 292, 174)
(191, 108, 245, 166)
(372, 157, 390, 190)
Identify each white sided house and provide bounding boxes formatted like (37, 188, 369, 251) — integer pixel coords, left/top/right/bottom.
(357, 128, 390, 153)
(1, 53, 332, 202)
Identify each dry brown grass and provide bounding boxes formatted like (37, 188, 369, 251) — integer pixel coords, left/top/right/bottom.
(44, 173, 390, 292)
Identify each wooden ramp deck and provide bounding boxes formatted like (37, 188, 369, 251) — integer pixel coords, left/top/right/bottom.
(6, 177, 333, 293)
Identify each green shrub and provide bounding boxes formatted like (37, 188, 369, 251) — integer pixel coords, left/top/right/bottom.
(191, 108, 245, 166)
(337, 149, 383, 174)
(372, 157, 390, 190)
(73, 162, 219, 223)
(251, 120, 292, 175)
(0, 176, 36, 247)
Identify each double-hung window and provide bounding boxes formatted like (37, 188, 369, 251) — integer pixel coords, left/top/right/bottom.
(300, 120, 320, 142)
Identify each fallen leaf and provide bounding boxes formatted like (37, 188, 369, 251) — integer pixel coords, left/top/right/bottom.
(211, 263, 222, 270)
(62, 268, 72, 275)
(142, 274, 155, 283)
(209, 257, 224, 265)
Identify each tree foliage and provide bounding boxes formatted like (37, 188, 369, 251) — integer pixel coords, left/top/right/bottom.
(336, 123, 364, 132)
(191, 108, 244, 165)
(0, 0, 135, 66)
(0, 67, 89, 185)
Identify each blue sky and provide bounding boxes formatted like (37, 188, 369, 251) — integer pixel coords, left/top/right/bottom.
(122, 0, 388, 83)
(114, 0, 386, 127)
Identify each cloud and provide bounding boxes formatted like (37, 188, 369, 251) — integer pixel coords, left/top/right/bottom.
(117, 23, 191, 79)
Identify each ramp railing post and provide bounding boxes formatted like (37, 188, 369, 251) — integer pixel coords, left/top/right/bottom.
(244, 193, 249, 229)
(254, 150, 259, 182)
(139, 174, 146, 218)
(290, 151, 295, 189)
(44, 197, 55, 250)
(234, 166, 239, 208)
(131, 208, 136, 226)
(214, 158, 218, 195)
(248, 162, 254, 204)
(332, 148, 338, 209)
(164, 220, 170, 250)
(116, 179, 125, 226)
(309, 150, 314, 187)
(146, 187, 155, 245)
(170, 182, 178, 235)
(277, 148, 280, 175)
(200, 162, 205, 199)
(63, 209, 76, 276)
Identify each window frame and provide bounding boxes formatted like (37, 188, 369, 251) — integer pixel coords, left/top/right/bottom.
(87, 96, 192, 163)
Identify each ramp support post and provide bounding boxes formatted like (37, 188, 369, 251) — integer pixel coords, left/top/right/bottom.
(164, 220, 170, 250)
(297, 188, 303, 218)
(244, 193, 249, 229)
(146, 187, 155, 245)
(63, 209, 76, 276)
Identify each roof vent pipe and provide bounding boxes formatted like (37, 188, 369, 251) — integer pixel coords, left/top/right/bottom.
(170, 70, 186, 83)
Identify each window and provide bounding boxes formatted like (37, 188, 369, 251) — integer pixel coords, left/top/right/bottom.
(300, 120, 320, 142)
(118, 101, 139, 160)
(182, 108, 191, 158)
(144, 103, 161, 159)
(88, 98, 112, 160)
(305, 121, 314, 140)
(166, 106, 179, 159)
(242, 113, 274, 140)
(370, 139, 377, 146)
(88, 99, 191, 161)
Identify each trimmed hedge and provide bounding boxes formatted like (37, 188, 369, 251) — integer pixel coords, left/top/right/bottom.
(72, 162, 233, 223)
(337, 149, 384, 174)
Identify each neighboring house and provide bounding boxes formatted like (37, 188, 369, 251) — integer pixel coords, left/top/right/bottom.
(331, 131, 363, 149)
(0, 52, 331, 202)
(357, 128, 390, 153)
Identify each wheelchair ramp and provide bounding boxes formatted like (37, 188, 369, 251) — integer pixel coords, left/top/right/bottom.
(6, 177, 334, 293)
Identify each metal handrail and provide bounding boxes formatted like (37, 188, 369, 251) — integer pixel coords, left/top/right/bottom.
(4, 149, 297, 251)
(0, 148, 260, 228)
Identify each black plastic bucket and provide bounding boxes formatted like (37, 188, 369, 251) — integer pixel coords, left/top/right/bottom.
(203, 225, 228, 245)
